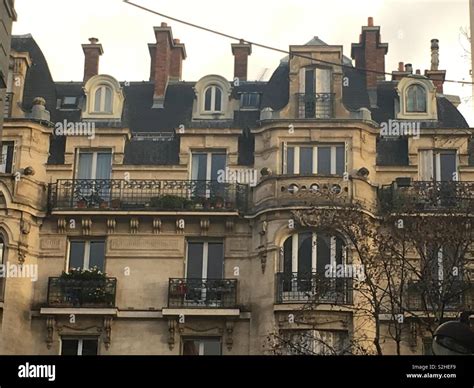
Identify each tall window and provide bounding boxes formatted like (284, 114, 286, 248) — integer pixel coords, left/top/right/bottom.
(61, 337, 98, 355)
(94, 85, 113, 113)
(419, 150, 457, 181)
(0, 141, 14, 174)
(191, 151, 226, 197)
(77, 150, 112, 180)
(68, 240, 106, 272)
(406, 84, 426, 112)
(204, 85, 223, 112)
(186, 242, 224, 280)
(285, 144, 345, 175)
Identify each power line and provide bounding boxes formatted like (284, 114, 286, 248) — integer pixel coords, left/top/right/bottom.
(123, 0, 473, 86)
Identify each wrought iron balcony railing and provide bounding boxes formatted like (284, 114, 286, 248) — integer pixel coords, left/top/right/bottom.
(168, 278, 238, 308)
(47, 277, 117, 308)
(297, 93, 334, 119)
(49, 179, 249, 212)
(380, 181, 474, 213)
(276, 272, 353, 304)
(405, 281, 473, 312)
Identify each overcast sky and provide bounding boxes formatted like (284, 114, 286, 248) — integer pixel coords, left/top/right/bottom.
(12, 0, 474, 124)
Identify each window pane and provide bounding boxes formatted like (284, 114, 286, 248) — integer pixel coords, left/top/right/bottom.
(187, 243, 204, 279)
(69, 241, 85, 270)
(207, 243, 224, 279)
(439, 152, 456, 181)
(210, 153, 226, 181)
(78, 153, 93, 179)
(214, 87, 222, 111)
(104, 87, 112, 113)
(94, 88, 102, 112)
(305, 69, 315, 95)
(183, 339, 200, 355)
(204, 88, 212, 111)
(191, 154, 207, 181)
(0, 239, 4, 265)
(96, 152, 112, 180)
(336, 146, 345, 175)
(317, 147, 331, 175)
(61, 339, 79, 355)
(283, 237, 293, 274)
(81, 339, 99, 356)
(203, 339, 221, 355)
(88, 241, 105, 271)
(1, 142, 14, 174)
(287, 147, 295, 174)
(317, 235, 331, 274)
(299, 147, 313, 175)
(298, 233, 312, 274)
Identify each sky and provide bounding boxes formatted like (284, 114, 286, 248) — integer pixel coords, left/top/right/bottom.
(12, 0, 474, 125)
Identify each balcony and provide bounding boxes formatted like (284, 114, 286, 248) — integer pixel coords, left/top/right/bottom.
(47, 277, 117, 308)
(167, 278, 238, 309)
(297, 93, 334, 119)
(380, 180, 474, 213)
(406, 281, 474, 312)
(276, 272, 353, 304)
(253, 175, 351, 212)
(49, 179, 249, 213)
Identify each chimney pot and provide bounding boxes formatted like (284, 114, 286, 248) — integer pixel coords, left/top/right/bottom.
(161, 22, 167, 27)
(89, 37, 99, 44)
(405, 63, 413, 73)
(416, 69, 421, 75)
(368, 17, 374, 27)
(398, 62, 404, 71)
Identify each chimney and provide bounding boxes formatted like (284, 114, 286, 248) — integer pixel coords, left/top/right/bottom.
(82, 38, 103, 83)
(392, 61, 411, 81)
(231, 40, 252, 82)
(425, 38, 446, 93)
(170, 38, 186, 81)
(151, 23, 179, 108)
(351, 17, 388, 107)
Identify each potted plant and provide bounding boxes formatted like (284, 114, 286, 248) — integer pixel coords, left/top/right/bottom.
(59, 267, 109, 307)
(214, 196, 224, 209)
(110, 198, 122, 209)
(76, 199, 87, 208)
(99, 200, 109, 209)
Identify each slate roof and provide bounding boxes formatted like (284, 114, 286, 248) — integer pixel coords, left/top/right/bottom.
(10, 34, 471, 168)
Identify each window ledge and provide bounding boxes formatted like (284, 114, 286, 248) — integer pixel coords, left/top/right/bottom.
(162, 308, 240, 317)
(40, 307, 118, 316)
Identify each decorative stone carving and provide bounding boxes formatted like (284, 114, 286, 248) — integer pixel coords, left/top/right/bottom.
(130, 218, 139, 234)
(225, 219, 234, 232)
(103, 317, 113, 350)
(225, 320, 234, 351)
(168, 319, 176, 350)
(107, 218, 116, 234)
(46, 316, 55, 349)
(153, 218, 162, 234)
(200, 218, 210, 235)
(81, 218, 92, 235)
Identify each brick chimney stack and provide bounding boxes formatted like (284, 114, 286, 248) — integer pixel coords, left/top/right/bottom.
(149, 23, 186, 108)
(351, 17, 388, 107)
(425, 39, 446, 93)
(231, 40, 252, 82)
(82, 38, 103, 83)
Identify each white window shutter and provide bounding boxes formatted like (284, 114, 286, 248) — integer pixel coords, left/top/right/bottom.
(419, 150, 434, 181)
(282, 141, 288, 174)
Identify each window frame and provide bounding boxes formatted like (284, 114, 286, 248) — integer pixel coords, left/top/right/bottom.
(181, 337, 222, 356)
(0, 141, 14, 174)
(75, 149, 113, 180)
(284, 143, 345, 175)
(203, 85, 223, 113)
(60, 337, 99, 356)
(93, 85, 113, 114)
(185, 240, 224, 280)
(406, 84, 427, 113)
(66, 239, 106, 272)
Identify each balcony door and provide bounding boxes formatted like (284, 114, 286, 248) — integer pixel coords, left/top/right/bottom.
(419, 150, 457, 182)
(299, 67, 331, 118)
(186, 242, 224, 306)
(191, 151, 226, 198)
(284, 144, 345, 175)
(282, 232, 345, 301)
(75, 150, 112, 205)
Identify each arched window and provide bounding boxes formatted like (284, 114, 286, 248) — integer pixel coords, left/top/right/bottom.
(406, 84, 426, 112)
(94, 85, 113, 113)
(279, 231, 350, 303)
(204, 85, 223, 112)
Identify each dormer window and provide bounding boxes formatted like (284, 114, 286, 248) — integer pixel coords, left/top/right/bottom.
(94, 85, 113, 113)
(406, 84, 426, 113)
(204, 85, 222, 112)
(240, 93, 261, 109)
